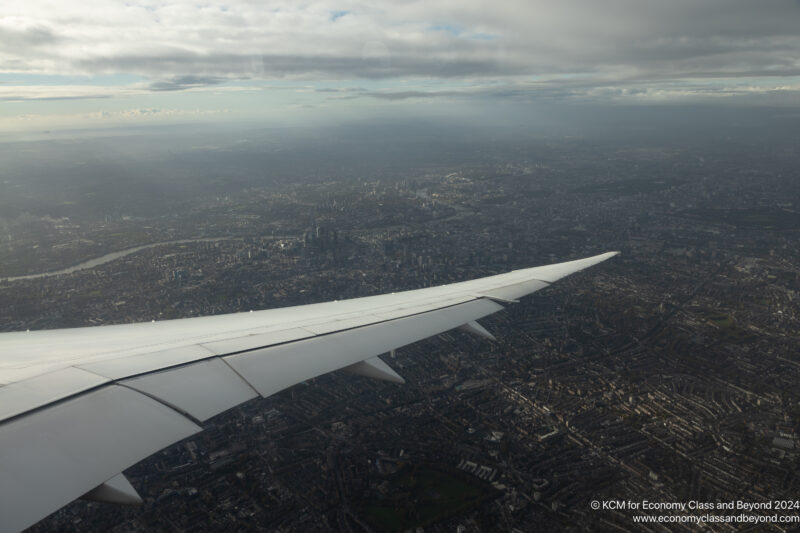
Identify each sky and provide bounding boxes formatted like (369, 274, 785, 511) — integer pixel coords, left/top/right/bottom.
(2, 0, 799, 134)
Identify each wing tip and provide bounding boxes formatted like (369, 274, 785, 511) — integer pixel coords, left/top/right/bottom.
(576, 250, 620, 266)
(567, 250, 620, 274)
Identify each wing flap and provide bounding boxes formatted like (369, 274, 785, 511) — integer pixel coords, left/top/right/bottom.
(0, 367, 110, 421)
(225, 298, 504, 397)
(121, 358, 259, 422)
(0, 385, 201, 533)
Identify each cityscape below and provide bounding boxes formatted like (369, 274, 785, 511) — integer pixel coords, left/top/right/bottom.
(2, 125, 799, 532)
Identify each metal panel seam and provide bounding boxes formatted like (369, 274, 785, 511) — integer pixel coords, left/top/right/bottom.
(0, 380, 114, 426)
(218, 357, 262, 398)
(116, 382, 205, 427)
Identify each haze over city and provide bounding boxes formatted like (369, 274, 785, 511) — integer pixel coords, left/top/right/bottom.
(2, 2, 800, 532)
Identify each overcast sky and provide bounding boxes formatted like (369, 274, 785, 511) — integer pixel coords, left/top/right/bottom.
(2, 0, 799, 133)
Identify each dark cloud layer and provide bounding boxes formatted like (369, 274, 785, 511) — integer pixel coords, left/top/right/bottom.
(148, 75, 228, 91)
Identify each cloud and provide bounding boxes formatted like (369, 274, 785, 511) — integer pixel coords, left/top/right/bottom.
(361, 89, 462, 101)
(0, 106, 230, 135)
(0, 85, 121, 101)
(0, 0, 799, 105)
(0, 23, 58, 50)
(0, 80, 266, 101)
(148, 75, 228, 91)
(74, 51, 514, 81)
(82, 108, 227, 119)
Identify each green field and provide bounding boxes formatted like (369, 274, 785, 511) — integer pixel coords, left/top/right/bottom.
(702, 312, 756, 343)
(359, 464, 493, 532)
(707, 313, 734, 329)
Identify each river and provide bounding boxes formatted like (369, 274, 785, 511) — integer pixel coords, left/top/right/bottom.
(1, 237, 236, 282)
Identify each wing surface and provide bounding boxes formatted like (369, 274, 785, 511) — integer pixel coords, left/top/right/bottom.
(0, 251, 617, 531)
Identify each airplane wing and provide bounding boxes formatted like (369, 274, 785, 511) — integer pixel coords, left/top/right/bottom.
(0, 251, 618, 532)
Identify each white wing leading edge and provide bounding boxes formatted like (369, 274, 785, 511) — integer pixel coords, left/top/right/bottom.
(0, 252, 618, 531)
